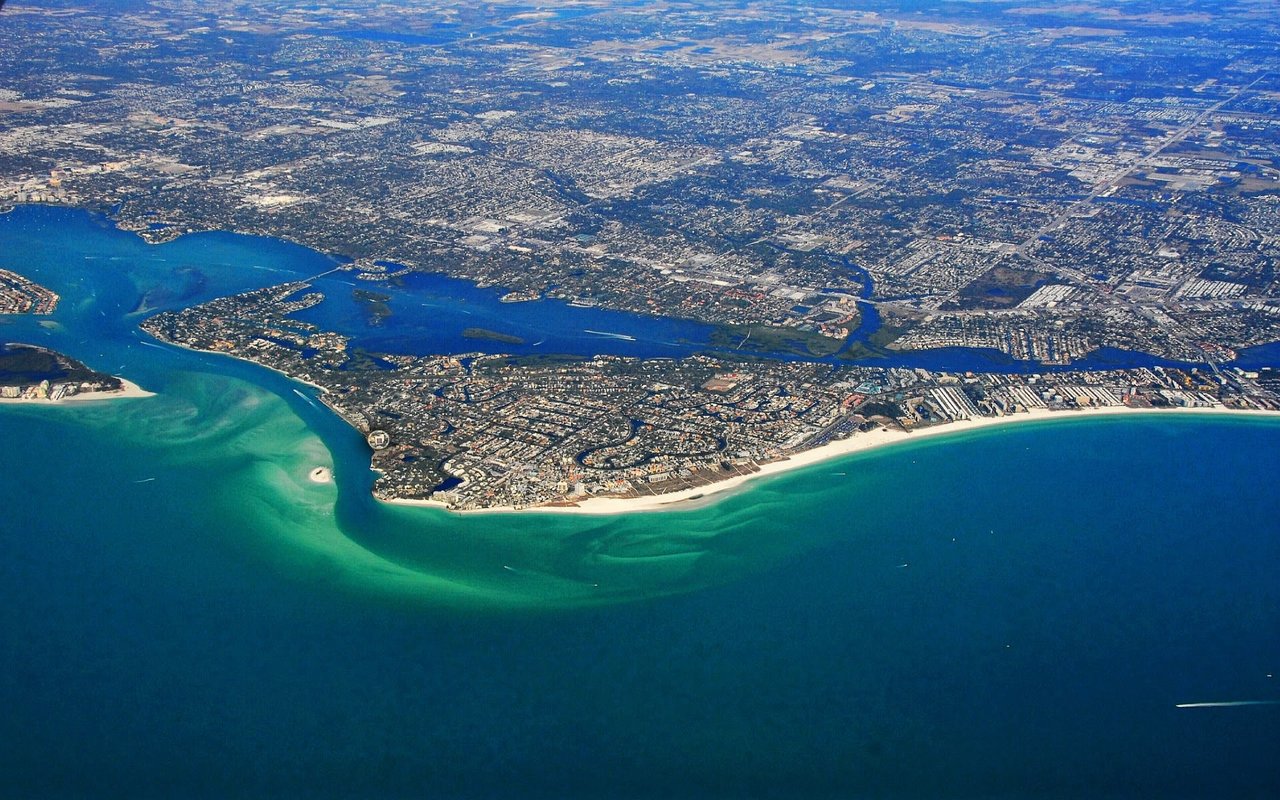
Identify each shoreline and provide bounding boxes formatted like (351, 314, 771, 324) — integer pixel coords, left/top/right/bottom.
(384, 404, 1280, 516)
(149, 329, 334, 396)
(0, 377, 154, 405)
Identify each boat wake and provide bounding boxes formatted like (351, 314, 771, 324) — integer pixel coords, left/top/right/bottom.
(292, 388, 321, 409)
(1175, 700, 1280, 708)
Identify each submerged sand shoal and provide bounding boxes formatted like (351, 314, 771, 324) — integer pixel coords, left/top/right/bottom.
(385, 404, 1280, 516)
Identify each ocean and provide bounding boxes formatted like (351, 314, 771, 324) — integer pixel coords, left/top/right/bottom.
(0, 205, 1277, 798)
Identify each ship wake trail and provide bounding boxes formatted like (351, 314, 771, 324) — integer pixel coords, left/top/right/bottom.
(1175, 700, 1280, 708)
(292, 388, 321, 409)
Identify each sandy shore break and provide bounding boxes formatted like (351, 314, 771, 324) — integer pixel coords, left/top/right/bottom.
(385, 404, 1280, 517)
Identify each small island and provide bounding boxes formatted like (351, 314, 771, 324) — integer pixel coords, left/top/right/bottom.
(461, 327, 526, 346)
(352, 289, 393, 326)
(0, 343, 151, 403)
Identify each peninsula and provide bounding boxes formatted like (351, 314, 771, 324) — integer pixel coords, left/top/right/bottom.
(142, 281, 1280, 512)
(0, 268, 58, 315)
(0, 343, 151, 404)
(8, 0, 1280, 510)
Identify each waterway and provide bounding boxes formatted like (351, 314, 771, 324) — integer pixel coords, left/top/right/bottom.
(0, 204, 1276, 797)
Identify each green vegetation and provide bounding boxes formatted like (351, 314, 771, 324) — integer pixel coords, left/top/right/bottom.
(710, 323, 845, 358)
(858, 399, 903, 418)
(485, 354, 587, 371)
(945, 266, 1051, 310)
(340, 347, 397, 372)
(352, 289, 393, 325)
(462, 327, 526, 345)
(0, 343, 117, 386)
(839, 325, 908, 362)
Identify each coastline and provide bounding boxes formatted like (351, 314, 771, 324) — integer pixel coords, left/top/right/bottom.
(384, 404, 1280, 516)
(0, 377, 154, 405)
(151, 332, 333, 396)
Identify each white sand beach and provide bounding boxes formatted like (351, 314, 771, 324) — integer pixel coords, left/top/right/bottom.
(384, 403, 1280, 516)
(0, 377, 154, 404)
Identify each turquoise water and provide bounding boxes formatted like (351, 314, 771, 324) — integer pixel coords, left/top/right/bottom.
(1, 206, 1277, 796)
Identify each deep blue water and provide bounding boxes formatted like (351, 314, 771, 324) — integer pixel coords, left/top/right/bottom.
(2, 411, 1278, 798)
(294, 270, 719, 361)
(1235, 340, 1280, 368)
(0, 204, 1277, 798)
(0, 202, 1180, 372)
(2, 204, 1210, 373)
